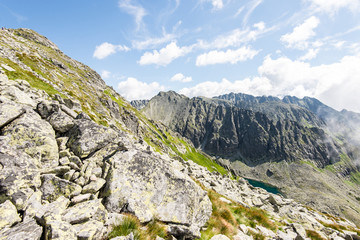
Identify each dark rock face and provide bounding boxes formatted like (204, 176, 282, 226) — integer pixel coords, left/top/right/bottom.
(143, 91, 340, 167)
(130, 99, 149, 110)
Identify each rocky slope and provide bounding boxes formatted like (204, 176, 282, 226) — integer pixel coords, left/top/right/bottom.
(0, 28, 360, 240)
(142, 91, 360, 226)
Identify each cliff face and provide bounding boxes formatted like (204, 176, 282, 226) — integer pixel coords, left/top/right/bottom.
(143, 91, 340, 167)
(142, 91, 360, 225)
(1, 28, 360, 240)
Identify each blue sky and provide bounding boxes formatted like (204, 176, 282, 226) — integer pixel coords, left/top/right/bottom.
(1, 0, 360, 112)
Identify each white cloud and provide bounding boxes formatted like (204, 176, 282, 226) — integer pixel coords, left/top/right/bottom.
(211, 0, 224, 10)
(101, 70, 111, 79)
(253, 21, 265, 31)
(298, 48, 319, 61)
(118, 0, 147, 31)
(306, 0, 360, 14)
(280, 16, 320, 49)
(179, 77, 271, 98)
(132, 32, 176, 50)
(93, 42, 130, 60)
(138, 42, 193, 66)
(197, 29, 255, 49)
(180, 55, 360, 112)
(117, 77, 165, 100)
(196, 46, 259, 66)
(170, 73, 192, 83)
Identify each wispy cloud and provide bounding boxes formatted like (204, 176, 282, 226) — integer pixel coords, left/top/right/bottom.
(138, 42, 193, 66)
(101, 70, 111, 79)
(93, 42, 130, 59)
(280, 16, 320, 49)
(132, 28, 177, 50)
(243, 0, 263, 26)
(197, 22, 270, 49)
(196, 46, 259, 66)
(0, 3, 27, 23)
(118, 0, 147, 31)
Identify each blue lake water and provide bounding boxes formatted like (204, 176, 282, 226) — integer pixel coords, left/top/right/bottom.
(245, 178, 282, 195)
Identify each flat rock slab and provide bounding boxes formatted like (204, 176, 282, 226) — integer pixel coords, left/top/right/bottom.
(0, 218, 42, 240)
(45, 220, 77, 240)
(73, 220, 105, 240)
(62, 199, 107, 224)
(0, 102, 25, 128)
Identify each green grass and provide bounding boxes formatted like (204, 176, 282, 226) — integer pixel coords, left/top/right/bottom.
(199, 189, 279, 240)
(306, 230, 326, 240)
(108, 215, 144, 240)
(1, 57, 60, 96)
(107, 215, 169, 240)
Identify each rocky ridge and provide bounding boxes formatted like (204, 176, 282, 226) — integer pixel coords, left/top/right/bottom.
(0, 28, 360, 239)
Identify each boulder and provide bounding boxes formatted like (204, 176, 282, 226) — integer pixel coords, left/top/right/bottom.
(73, 220, 105, 240)
(0, 101, 25, 128)
(0, 136, 41, 209)
(36, 101, 60, 119)
(66, 119, 119, 158)
(82, 178, 106, 194)
(44, 220, 77, 240)
(102, 150, 212, 238)
(40, 174, 82, 202)
(47, 110, 75, 133)
(0, 200, 21, 229)
(1, 110, 58, 168)
(0, 218, 42, 240)
(62, 199, 108, 224)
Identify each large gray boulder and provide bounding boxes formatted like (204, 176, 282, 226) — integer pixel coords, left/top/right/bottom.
(1, 110, 58, 168)
(66, 119, 119, 158)
(0, 136, 41, 209)
(47, 110, 75, 133)
(102, 150, 212, 238)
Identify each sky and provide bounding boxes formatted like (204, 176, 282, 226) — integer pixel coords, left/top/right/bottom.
(1, 0, 360, 112)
